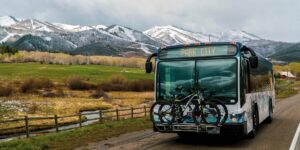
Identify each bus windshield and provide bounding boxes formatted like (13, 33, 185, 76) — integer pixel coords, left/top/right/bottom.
(157, 58, 237, 103)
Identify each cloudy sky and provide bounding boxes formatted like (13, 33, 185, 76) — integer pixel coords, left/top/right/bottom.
(0, 0, 299, 42)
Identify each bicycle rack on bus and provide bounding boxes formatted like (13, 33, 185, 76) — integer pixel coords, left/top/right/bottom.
(155, 123, 220, 134)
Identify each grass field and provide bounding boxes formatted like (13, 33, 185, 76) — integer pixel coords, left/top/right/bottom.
(274, 62, 300, 77)
(0, 62, 154, 135)
(0, 63, 153, 83)
(274, 62, 300, 99)
(0, 118, 152, 150)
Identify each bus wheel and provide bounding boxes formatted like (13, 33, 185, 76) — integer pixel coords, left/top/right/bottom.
(266, 100, 273, 123)
(247, 107, 259, 139)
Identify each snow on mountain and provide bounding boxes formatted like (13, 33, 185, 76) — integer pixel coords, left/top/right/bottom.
(144, 25, 217, 45)
(0, 16, 20, 27)
(106, 25, 161, 47)
(106, 25, 137, 41)
(0, 15, 293, 58)
(144, 26, 264, 46)
(11, 19, 65, 33)
(0, 28, 16, 43)
(53, 23, 94, 32)
(92, 24, 107, 30)
(218, 30, 261, 42)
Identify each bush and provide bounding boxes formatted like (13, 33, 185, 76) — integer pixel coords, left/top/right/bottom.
(0, 45, 18, 55)
(68, 77, 95, 90)
(90, 87, 109, 99)
(0, 85, 13, 97)
(20, 78, 54, 93)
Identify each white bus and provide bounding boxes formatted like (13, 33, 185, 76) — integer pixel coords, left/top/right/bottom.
(146, 42, 275, 138)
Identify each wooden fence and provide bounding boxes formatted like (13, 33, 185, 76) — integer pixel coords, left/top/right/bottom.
(0, 106, 150, 138)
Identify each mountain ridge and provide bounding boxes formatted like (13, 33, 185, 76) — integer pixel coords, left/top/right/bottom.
(0, 15, 298, 61)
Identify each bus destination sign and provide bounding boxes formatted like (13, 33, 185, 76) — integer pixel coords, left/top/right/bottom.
(159, 45, 237, 59)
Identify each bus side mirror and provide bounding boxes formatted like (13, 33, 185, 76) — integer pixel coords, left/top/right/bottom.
(145, 62, 152, 73)
(145, 53, 157, 74)
(249, 56, 258, 68)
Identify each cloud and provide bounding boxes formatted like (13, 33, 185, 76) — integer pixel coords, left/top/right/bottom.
(0, 0, 299, 42)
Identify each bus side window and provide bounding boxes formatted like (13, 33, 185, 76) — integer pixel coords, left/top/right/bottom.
(241, 59, 249, 106)
(244, 60, 250, 93)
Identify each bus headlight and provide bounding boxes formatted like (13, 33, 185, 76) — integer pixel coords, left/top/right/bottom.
(228, 111, 246, 123)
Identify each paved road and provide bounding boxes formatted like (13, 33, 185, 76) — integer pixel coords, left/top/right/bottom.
(77, 94, 300, 150)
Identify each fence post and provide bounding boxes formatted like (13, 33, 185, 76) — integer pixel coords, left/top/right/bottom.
(99, 110, 103, 123)
(131, 107, 134, 119)
(79, 113, 82, 127)
(144, 106, 147, 117)
(54, 115, 59, 132)
(25, 116, 29, 138)
(116, 109, 119, 121)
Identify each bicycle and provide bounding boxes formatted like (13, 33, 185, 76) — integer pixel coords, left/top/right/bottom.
(156, 86, 223, 126)
(191, 88, 228, 126)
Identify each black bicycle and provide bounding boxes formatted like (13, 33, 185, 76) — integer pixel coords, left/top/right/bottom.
(152, 86, 227, 126)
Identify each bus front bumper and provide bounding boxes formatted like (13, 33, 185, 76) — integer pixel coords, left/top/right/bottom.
(153, 122, 247, 135)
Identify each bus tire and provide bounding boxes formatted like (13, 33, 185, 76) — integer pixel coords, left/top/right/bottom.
(247, 105, 259, 139)
(266, 100, 273, 123)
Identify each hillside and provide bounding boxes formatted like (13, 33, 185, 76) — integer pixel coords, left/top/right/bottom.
(270, 43, 300, 62)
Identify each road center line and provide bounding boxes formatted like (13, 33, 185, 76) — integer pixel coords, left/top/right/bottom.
(290, 123, 300, 150)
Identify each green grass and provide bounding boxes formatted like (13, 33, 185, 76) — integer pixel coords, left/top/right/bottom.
(276, 79, 299, 99)
(0, 118, 152, 150)
(0, 63, 153, 83)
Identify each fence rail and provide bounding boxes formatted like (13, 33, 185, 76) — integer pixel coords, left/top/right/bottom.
(0, 106, 150, 139)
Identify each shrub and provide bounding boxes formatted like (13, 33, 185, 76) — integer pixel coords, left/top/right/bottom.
(67, 77, 95, 90)
(20, 78, 54, 93)
(0, 45, 18, 55)
(0, 85, 13, 97)
(90, 87, 109, 99)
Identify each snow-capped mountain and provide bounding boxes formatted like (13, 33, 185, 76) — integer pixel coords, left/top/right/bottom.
(0, 16, 21, 27)
(218, 30, 261, 42)
(0, 15, 296, 60)
(144, 25, 218, 45)
(11, 19, 65, 33)
(144, 25, 262, 45)
(53, 23, 92, 32)
(92, 24, 107, 30)
(143, 25, 294, 58)
(53, 23, 107, 32)
(106, 25, 161, 47)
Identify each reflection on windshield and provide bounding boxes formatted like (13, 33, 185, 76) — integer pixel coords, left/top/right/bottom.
(197, 59, 237, 101)
(157, 61, 194, 100)
(157, 59, 237, 103)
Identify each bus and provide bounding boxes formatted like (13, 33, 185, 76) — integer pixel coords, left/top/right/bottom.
(146, 42, 275, 138)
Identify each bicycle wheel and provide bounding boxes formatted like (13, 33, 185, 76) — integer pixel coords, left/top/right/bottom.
(150, 102, 163, 123)
(207, 99, 228, 126)
(193, 101, 221, 126)
(158, 103, 174, 124)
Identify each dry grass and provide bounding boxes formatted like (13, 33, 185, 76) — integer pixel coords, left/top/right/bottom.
(99, 75, 154, 92)
(0, 51, 146, 68)
(107, 92, 153, 106)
